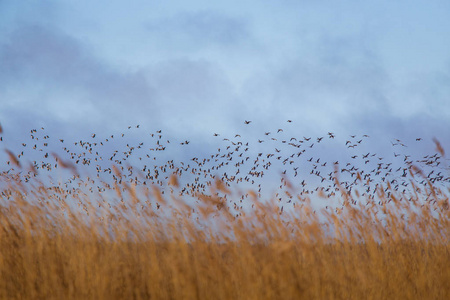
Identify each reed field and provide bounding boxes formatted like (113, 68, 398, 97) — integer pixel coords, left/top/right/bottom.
(0, 123, 448, 299)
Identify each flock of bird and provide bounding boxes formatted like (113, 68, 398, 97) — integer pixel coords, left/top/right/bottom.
(0, 121, 449, 215)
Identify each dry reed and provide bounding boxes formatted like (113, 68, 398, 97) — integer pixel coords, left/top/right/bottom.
(0, 127, 448, 299)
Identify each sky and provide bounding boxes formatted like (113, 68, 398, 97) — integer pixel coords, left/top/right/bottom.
(1, 0, 450, 168)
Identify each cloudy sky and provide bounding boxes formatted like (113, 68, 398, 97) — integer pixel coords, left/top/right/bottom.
(1, 0, 450, 155)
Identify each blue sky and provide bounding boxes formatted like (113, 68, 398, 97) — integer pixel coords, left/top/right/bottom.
(1, 0, 450, 157)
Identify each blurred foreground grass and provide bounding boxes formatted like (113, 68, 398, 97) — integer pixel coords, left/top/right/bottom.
(0, 174, 448, 300)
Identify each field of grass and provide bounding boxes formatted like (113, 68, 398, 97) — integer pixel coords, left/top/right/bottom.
(0, 125, 448, 299)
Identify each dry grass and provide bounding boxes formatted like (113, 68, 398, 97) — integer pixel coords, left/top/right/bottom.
(0, 126, 449, 299)
(0, 173, 448, 300)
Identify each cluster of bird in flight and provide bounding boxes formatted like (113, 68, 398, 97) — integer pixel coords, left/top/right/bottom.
(0, 120, 448, 215)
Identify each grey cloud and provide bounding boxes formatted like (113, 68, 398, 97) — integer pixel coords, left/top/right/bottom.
(1, 25, 95, 85)
(143, 58, 241, 136)
(394, 67, 450, 119)
(0, 24, 244, 144)
(146, 10, 250, 49)
(241, 60, 388, 134)
(0, 25, 155, 132)
(177, 10, 249, 45)
(238, 30, 450, 155)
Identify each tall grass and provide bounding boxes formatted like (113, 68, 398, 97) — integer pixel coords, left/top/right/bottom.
(0, 170, 448, 299)
(0, 125, 449, 299)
